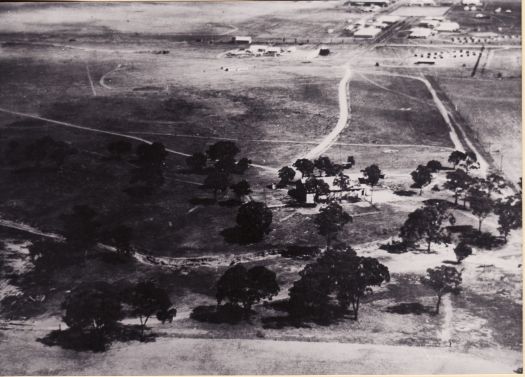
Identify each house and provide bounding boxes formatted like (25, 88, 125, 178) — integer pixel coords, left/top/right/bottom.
(436, 22, 460, 32)
(232, 36, 252, 44)
(354, 27, 382, 38)
(349, 0, 390, 7)
(409, 27, 433, 38)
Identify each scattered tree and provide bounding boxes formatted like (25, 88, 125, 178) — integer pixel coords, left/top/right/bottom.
(216, 264, 280, 317)
(448, 150, 467, 169)
(426, 160, 443, 172)
(494, 195, 522, 241)
(278, 166, 296, 186)
(454, 242, 472, 263)
(230, 180, 252, 202)
(293, 158, 315, 178)
(314, 202, 352, 250)
(203, 169, 230, 202)
(125, 280, 175, 337)
(186, 152, 207, 172)
(444, 169, 473, 206)
(363, 164, 383, 204)
(236, 201, 273, 241)
(411, 165, 433, 195)
(421, 265, 462, 314)
(314, 156, 333, 177)
(62, 282, 123, 334)
(206, 141, 240, 161)
(399, 203, 453, 252)
(468, 188, 493, 232)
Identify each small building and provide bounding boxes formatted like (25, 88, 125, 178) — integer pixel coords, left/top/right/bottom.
(349, 0, 390, 7)
(232, 36, 252, 44)
(436, 21, 460, 32)
(265, 46, 282, 56)
(409, 27, 433, 38)
(354, 27, 382, 38)
(319, 46, 330, 56)
(461, 0, 481, 5)
(248, 44, 268, 55)
(419, 19, 441, 28)
(376, 15, 402, 24)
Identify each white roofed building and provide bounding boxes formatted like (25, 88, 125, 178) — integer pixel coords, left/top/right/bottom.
(409, 27, 433, 38)
(354, 27, 382, 38)
(436, 21, 460, 32)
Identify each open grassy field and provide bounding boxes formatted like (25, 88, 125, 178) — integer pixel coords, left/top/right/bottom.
(438, 76, 521, 183)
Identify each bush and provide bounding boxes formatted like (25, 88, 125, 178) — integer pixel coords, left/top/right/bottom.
(426, 160, 443, 172)
(460, 229, 504, 250)
(431, 184, 440, 192)
(379, 240, 409, 254)
(190, 304, 245, 324)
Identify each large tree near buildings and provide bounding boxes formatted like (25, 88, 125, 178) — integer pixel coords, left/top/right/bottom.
(314, 156, 333, 177)
(363, 164, 383, 204)
(304, 177, 330, 202)
(467, 188, 493, 232)
(314, 202, 352, 250)
(203, 169, 230, 202)
(216, 264, 279, 317)
(421, 265, 462, 314)
(399, 203, 453, 253)
(411, 164, 433, 195)
(278, 166, 296, 186)
(236, 201, 273, 241)
(288, 250, 389, 321)
(474, 173, 507, 198)
(293, 158, 315, 178)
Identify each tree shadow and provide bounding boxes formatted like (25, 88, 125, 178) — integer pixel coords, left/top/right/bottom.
(394, 190, 418, 197)
(37, 324, 155, 353)
(386, 302, 434, 315)
(189, 197, 216, 205)
(220, 227, 262, 245)
(190, 304, 249, 324)
(442, 259, 460, 265)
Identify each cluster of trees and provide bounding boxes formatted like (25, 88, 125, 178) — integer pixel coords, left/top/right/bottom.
(29, 205, 134, 272)
(3, 136, 78, 170)
(60, 280, 175, 346)
(185, 141, 252, 203)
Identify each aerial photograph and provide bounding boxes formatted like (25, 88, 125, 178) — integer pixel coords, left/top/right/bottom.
(0, 0, 521, 375)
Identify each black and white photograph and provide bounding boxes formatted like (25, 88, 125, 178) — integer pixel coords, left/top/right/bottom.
(0, 0, 522, 374)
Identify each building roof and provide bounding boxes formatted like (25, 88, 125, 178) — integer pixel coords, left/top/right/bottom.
(410, 27, 433, 38)
(436, 21, 460, 31)
(354, 27, 382, 38)
(376, 15, 402, 24)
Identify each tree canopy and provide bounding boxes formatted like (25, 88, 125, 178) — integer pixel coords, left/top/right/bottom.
(314, 202, 352, 250)
(411, 165, 433, 195)
(421, 265, 462, 313)
(236, 201, 273, 241)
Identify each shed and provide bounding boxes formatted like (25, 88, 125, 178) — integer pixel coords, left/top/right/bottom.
(409, 27, 433, 38)
(436, 22, 460, 32)
(354, 27, 382, 38)
(232, 36, 252, 44)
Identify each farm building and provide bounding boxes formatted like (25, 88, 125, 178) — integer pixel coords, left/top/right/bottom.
(301, 176, 367, 203)
(436, 22, 460, 32)
(409, 27, 433, 38)
(354, 27, 382, 38)
(232, 36, 252, 44)
(265, 46, 282, 56)
(349, 0, 390, 7)
(418, 18, 441, 28)
(248, 45, 268, 55)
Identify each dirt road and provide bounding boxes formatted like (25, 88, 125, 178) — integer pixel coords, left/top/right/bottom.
(301, 64, 352, 160)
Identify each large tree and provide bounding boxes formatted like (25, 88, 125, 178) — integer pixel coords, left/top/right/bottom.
(125, 280, 175, 337)
(454, 242, 472, 263)
(186, 152, 207, 172)
(230, 180, 252, 202)
(494, 194, 522, 241)
(293, 158, 315, 178)
(236, 201, 273, 241)
(421, 265, 462, 314)
(216, 264, 279, 317)
(363, 164, 382, 204)
(62, 282, 123, 333)
(203, 169, 230, 202)
(314, 202, 352, 250)
(289, 250, 389, 321)
(411, 164, 433, 195)
(278, 166, 296, 186)
(448, 150, 467, 169)
(444, 169, 473, 206)
(399, 203, 453, 253)
(206, 141, 240, 161)
(314, 156, 333, 177)
(304, 177, 330, 202)
(467, 188, 493, 232)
